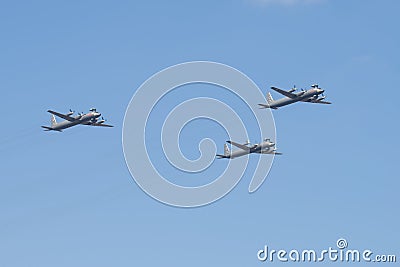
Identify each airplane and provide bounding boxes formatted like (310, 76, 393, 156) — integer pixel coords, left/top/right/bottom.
(258, 84, 331, 109)
(41, 108, 113, 132)
(216, 138, 282, 159)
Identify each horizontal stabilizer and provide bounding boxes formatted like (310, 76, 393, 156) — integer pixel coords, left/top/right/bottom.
(258, 103, 278, 109)
(41, 126, 52, 131)
(41, 126, 62, 132)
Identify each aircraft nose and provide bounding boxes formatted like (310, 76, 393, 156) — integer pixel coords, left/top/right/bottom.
(319, 89, 325, 93)
(270, 142, 275, 146)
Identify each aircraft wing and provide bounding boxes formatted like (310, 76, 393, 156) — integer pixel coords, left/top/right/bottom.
(227, 141, 250, 151)
(47, 110, 76, 122)
(89, 123, 114, 127)
(315, 100, 332, 104)
(270, 87, 297, 99)
(302, 99, 332, 105)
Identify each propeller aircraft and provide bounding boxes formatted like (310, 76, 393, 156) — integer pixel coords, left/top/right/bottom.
(258, 84, 331, 109)
(41, 108, 113, 132)
(216, 138, 281, 159)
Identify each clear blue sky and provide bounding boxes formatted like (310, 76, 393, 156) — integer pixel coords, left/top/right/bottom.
(0, 0, 399, 266)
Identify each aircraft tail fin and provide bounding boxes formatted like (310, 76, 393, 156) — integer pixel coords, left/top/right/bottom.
(51, 115, 57, 127)
(224, 143, 230, 157)
(267, 92, 274, 104)
(216, 144, 231, 159)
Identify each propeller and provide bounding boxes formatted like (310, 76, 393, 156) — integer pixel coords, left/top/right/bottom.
(288, 85, 297, 93)
(67, 109, 75, 116)
(297, 88, 306, 96)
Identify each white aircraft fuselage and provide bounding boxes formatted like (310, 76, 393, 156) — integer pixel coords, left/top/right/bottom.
(50, 112, 101, 131)
(217, 139, 280, 159)
(41, 108, 112, 132)
(267, 88, 324, 109)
